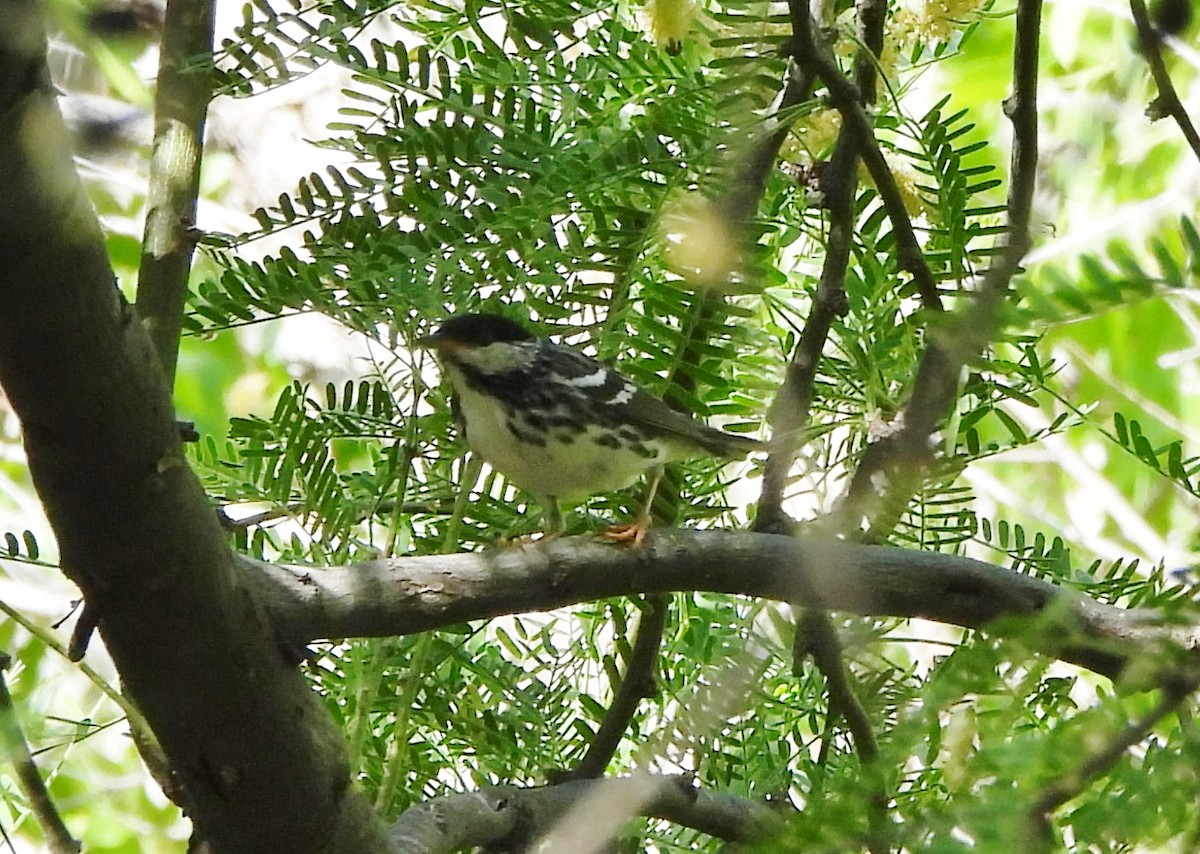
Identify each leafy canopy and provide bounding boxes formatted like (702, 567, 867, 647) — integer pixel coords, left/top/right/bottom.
(2, 0, 1199, 850)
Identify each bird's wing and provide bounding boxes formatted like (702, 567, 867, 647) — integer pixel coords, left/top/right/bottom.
(541, 343, 635, 401)
(623, 386, 762, 458)
(544, 343, 760, 459)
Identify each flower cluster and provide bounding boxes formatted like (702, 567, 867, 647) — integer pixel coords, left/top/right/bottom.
(641, 0, 699, 53)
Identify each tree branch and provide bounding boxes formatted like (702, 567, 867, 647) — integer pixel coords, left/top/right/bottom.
(837, 0, 1044, 539)
(1129, 0, 1200, 165)
(787, 1, 942, 312)
(760, 0, 943, 532)
(0, 654, 79, 854)
(69, 0, 218, 664)
(136, 0, 215, 382)
(764, 7, 896, 846)
(1024, 675, 1200, 849)
(756, 3, 855, 533)
(793, 608, 888, 848)
(388, 774, 783, 854)
(593, 48, 817, 779)
(573, 20, 818, 788)
(558, 594, 667, 782)
(243, 529, 1200, 684)
(0, 10, 389, 852)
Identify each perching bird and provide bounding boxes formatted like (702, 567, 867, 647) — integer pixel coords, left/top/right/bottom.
(417, 312, 762, 541)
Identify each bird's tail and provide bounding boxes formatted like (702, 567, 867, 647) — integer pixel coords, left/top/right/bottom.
(697, 428, 764, 459)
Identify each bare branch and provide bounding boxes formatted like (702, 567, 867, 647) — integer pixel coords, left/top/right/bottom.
(244, 530, 1200, 684)
(758, 0, 943, 531)
(757, 5, 856, 533)
(763, 7, 897, 844)
(1129, 0, 1200, 165)
(793, 609, 889, 848)
(1004, 0, 1044, 259)
(596, 49, 817, 770)
(136, 0, 216, 382)
(0, 11, 389, 851)
(785, 1, 942, 312)
(388, 774, 784, 854)
(558, 595, 667, 782)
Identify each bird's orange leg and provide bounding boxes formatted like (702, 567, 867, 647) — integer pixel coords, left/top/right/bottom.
(602, 466, 663, 546)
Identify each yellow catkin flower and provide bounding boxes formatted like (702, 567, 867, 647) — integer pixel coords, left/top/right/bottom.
(881, 7, 920, 73)
(915, 0, 987, 43)
(792, 107, 844, 158)
(642, 0, 698, 53)
(881, 0, 988, 62)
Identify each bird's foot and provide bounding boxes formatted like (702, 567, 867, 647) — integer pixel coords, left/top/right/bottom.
(601, 515, 651, 546)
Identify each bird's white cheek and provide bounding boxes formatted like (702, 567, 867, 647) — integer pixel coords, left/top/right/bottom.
(454, 342, 532, 374)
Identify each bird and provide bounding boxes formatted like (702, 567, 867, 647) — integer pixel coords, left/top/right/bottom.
(416, 312, 762, 542)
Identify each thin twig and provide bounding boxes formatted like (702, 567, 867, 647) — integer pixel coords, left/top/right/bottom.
(1129, 0, 1200, 165)
(537, 656, 772, 854)
(787, 3, 942, 311)
(559, 595, 667, 782)
(841, 98, 943, 311)
(218, 498, 454, 531)
(569, 27, 815, 790)
(1003, 0, 1044, 260)
(0, 654, 80, 854)
(0, 599, 169, 789)
(757, 0, 944, 531)
(772, 0, 863, 718)
(376, 454, 485, 816)
(374, 633, 435, 816)
(590, 51, 816, 770)
(756, 2, 857, 533)
(793, 609, 889, 849)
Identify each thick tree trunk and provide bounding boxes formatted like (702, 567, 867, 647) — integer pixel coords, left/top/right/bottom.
(0, 7, 389, 852)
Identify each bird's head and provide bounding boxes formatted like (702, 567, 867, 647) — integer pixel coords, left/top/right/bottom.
(417, 313, 537, 374)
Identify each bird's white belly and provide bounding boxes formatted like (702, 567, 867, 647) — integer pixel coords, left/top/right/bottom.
(455, 385, 665, 499)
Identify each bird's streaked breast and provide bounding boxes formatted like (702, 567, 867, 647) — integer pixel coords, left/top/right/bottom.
(447, 368, 667, 498)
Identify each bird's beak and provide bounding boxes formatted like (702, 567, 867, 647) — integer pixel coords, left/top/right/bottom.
(414, 332, 457, 353)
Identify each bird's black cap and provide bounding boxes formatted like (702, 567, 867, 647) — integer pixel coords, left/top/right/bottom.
(418, 313, 533, 348)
